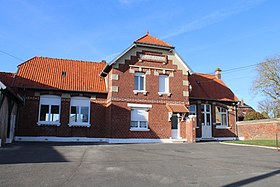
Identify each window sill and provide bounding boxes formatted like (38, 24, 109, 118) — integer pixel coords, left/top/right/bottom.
(37, 122, 60, 126)
(216, 126, 231, 129)
(133, 90, 148, 95)
(196, 126, 200, 129)
(158, 92, 171, 96)
(130, 128, 150, 132)
(68, 123, 91, 128)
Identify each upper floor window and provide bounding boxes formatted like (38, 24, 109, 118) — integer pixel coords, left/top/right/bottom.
(134, 73, 145, 91)
(38, 95, 61, 126)
(216, 106, 228, 127)
(158, 74, 169, 94)
(69, 97, 90, 127)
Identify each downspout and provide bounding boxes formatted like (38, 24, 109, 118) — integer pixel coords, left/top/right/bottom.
(234, 103, 239, 140)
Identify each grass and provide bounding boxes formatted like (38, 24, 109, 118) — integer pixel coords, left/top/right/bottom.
(225, 140, 279, 147)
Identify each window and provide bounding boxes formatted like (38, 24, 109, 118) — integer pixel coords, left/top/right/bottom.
(69, 97, 90, 127)
(158, 74, 169, 94)
(189, 104, 198, 127)
(216, 106, 228, 127)
(38, 95, 61, 126)
(201, 104, 211, 126)
(130, 108, 149, 131)
(134, 73, 145, 91)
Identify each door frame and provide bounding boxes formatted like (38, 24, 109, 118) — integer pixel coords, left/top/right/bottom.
(201, 104, 212, 139)
(171, 113, 180, 139)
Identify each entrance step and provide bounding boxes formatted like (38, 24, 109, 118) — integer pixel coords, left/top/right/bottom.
(172, 139, 187, 143)
(196, 138, 216, 142)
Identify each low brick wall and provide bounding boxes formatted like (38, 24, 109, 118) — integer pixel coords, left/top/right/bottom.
(237, 119, 280, 140)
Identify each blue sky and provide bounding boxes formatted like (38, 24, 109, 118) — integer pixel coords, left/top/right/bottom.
(1, 0, 280, 110)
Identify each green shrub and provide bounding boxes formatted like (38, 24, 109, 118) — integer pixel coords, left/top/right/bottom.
(243, 112, 268, 121)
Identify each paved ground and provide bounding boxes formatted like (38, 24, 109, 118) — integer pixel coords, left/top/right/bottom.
(0, 142, 280, 187)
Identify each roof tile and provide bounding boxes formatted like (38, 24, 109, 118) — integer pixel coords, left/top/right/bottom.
(14, 57, 106, 93)
(189, 73, 239, 102)
(135, 33, 172, 47)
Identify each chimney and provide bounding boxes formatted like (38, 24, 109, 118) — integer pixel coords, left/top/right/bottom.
(215, 68, 222, 79)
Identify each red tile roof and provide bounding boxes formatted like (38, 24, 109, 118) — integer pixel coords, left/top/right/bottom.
(189, 73, 239, 102)
(0, 72, 15, 86)
(14, 57, 107, 93)
(135, 33, 173, 47)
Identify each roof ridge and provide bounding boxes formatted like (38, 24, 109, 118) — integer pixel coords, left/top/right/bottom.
(34, 56, 102, 64)
(134, 33, 173, 47)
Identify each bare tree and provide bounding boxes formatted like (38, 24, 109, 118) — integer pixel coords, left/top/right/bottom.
(258, 99, 280, 118)
(253, 55, 280, 101)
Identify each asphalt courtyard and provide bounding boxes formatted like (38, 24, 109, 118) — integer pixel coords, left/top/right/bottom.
(0, 142, 280, 187)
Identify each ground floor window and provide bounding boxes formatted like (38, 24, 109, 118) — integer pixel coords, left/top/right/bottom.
(69, 97, 90, 127)
(189, 104, 198, 127)
(38, 95, 61, 126)
(130, 108, 148, 130)
(216, 106, 228, 127)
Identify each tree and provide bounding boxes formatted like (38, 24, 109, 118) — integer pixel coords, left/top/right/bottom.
(243, 112, 268, 121)
(253, 55, 280, 101)
(258, 99, 280, 118)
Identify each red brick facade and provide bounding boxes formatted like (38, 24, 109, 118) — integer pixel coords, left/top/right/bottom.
(12, 33, 240, 142)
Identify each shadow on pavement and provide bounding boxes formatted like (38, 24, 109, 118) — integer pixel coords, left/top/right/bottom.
(0, 142, 69, 165)
(223, 169, 280, 187)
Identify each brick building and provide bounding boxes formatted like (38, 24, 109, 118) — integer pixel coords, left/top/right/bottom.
(3, 33, 239, 143)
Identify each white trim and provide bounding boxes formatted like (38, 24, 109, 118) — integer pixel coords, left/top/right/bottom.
(109, 44, 135, 65)
(215, 126, 231, 129)
(173, 50, 193, 74)
(14, 136, 175, 144)
(70, 96, 91, 127)
(127, 103, 152, 108)
(130, 128, 150, 131)
(108, 138, 173, 144)
(68, 123, 91, 128)
(214, 137, 237, 141)
(37, 122, 61, 126)
(15, 136, 107, 142)
(38, 95, 61, 126)
(0, 81, 7, 89)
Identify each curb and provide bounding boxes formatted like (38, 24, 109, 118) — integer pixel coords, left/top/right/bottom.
(219, 142, 279, 150)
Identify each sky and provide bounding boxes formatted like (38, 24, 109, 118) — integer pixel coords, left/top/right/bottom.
(1, 0, 280, 110)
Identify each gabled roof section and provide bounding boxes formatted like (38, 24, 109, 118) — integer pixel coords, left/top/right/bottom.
(14, 57, 107, 93)
(134, 32, 173, 48)
(0, 72, 15, 87)
(189, 73, 239, 102)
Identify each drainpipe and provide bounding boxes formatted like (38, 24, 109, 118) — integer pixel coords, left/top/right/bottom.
(234, 103, 238, 140)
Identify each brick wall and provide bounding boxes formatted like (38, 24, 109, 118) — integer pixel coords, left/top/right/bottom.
(105, 48, 190, 139)
(237, 119, 280, 140)
(16, 89, 107, 138)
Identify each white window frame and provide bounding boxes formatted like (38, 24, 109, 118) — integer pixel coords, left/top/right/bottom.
(128, 103, 152, 131)
(37, 95, 61, 126)
(215, 106, 229, 129)
(201, 104, 211, 126)
(69, 97, 91, 127)
(133, 72, 147, 94)
(158, 74, 170, 96)
(189, 104, 198, 128)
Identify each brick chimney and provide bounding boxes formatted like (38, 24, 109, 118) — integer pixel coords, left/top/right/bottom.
(215, 68, 222, 79)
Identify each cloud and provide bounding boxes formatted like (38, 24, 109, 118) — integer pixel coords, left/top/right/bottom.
(162, 0, 266, 39)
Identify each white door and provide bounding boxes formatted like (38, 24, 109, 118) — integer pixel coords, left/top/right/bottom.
(171, 114, 179, 139)
(6, 114, 16, 143)
(201, 104, 212, 139)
